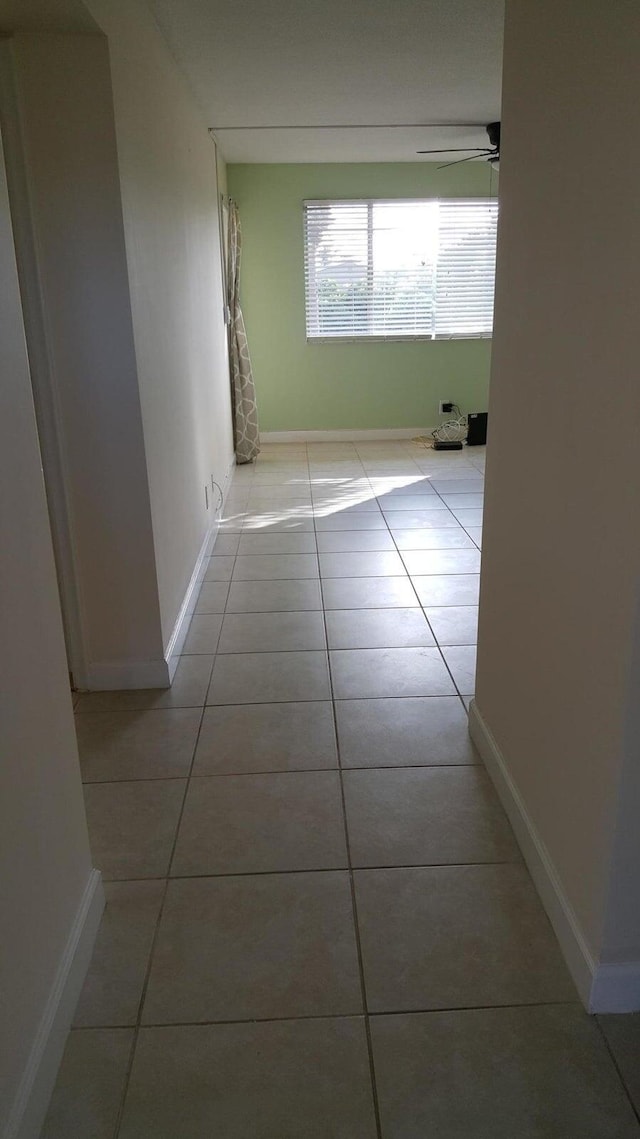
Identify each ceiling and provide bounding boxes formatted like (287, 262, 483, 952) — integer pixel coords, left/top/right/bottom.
(147, 0, 504, 163)
(0, 0, 99, 33)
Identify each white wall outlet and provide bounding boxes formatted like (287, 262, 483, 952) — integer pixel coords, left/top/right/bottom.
(439, 400, 454, 415)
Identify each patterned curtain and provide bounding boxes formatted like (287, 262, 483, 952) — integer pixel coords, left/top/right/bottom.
(227, 200, 260, 464)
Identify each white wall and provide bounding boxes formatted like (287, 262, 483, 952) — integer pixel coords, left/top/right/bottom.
(5, 31, 166, 686)
(472, 0, 640, 1011)
(5, 2, 235, 683)
(86, 0, 235, 650)
(0, 125, 101, 1138)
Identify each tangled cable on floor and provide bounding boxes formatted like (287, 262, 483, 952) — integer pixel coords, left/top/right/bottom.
(412, 404, 467, 448)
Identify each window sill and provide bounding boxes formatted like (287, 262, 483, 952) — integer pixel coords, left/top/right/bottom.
(306, 334, 493, 344)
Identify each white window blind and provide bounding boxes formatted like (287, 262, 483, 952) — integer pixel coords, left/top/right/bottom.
(303, 198, 498, 341)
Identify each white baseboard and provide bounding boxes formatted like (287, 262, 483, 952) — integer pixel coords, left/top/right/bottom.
(164, 522, 216, 680)
(260, 427, 436, 443)
(164, 454, 236, 680)
(86, 658, 171, 690)
(589, 963, 640, 1014)
(5, 869, 105, 1139)
(469, 700, 640, 1014)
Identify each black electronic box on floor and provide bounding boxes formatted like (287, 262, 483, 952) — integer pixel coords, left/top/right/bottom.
(467, 412, 488, 446)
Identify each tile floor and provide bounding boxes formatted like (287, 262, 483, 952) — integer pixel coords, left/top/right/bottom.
(45, 441, 640, 1138)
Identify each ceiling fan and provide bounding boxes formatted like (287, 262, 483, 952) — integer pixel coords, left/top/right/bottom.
(417, 122, 500, 169)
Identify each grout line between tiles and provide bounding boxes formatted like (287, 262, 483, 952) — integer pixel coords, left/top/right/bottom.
(78, 998, 585, 1034)
(594, 1017, 640, 1127)
(314, 501, 384, 1139)
(101, 856, 522, 885)
(112, 610, 218, 1136)
(82, 759, 480, 785)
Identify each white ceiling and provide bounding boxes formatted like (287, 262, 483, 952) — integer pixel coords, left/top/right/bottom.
(147, 0, 504, 163)
(0, 0, 99, 32)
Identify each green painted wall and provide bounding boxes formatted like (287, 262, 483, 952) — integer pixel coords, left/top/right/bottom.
(227, 162, 496, 432)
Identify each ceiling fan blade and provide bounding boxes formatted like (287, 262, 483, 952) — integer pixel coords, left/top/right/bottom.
(416, 147, 491, 155)
(437, 152, 493, 170)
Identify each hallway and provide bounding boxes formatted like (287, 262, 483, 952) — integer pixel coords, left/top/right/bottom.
(46, 441, 640, 1137)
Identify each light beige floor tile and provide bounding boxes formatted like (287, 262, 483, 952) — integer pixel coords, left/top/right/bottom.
(311, 480, 375, 494)
(250, 474, 310, 486)
(242, 516, 315, 533)
(141, 873, 362, 1023)
(329, 647, 455, 699)
(449, 507, 484, 527)
(335, 696, 478, 767)
(314, 500, 382, 517)
(41, 1028, 133, 1139)
(237, 532, 316, 554)
(232, 553, 319, 580)
(371, 1006, 640, 1139)
(368, 477, 434, 494)
(309, 466, 366, 479)
(310, 476, 370, 488)
(319, 551, 406, 578)
(76, 709, 201, 782)
(440, 492, 485, 508)
(391, 528, 474, 550)
(326, 608, 435, 650)
(211, 533, 240, 556)
(429, 478, 485, 494)
(315, 530, 396, 552)
(402, 548, 481, 576)
(343, 767, 519, 867)
(218, 610, 326, 653)
(382, 508, 450, 529)
(441, 644, 477, 694)
(244, 494, 313, 510)
(425, 606, 479, 646)
(182, 613, 223, 653)
(225, 578, 322, 612)
(314, 512, 387, 531)
(84, 779, 185, 879)
(412, 574, 480, 606)
(597, 1013, 640, 1115)
(119, 1019, 377, 1139)
(194, 581, 230, 613)
(225, 492, 251, 509)
(376, 494, 439, 512)
(243, 509, 314, 531)
(207, 650, 331, 705)
(74, 656, 213, 712)
(247, 493, 312, 508)
(218, 515, 247, 532)
(362, 463, 421, 474)
(322, 576, 417, 610)
(355, 865, 576, 1012)
(203, 555, 235, 582)
(171, 771, 347, 875)
(74, 881, 164, 1027)
(311, 494, 377, 510)
(387, 514, 461, 532)
(193, 702, 337, 774)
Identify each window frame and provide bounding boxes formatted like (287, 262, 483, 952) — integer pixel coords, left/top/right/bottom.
(302, 196, 498, 344)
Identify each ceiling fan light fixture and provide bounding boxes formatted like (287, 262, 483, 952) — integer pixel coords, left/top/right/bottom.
(417, 121, 500, 167)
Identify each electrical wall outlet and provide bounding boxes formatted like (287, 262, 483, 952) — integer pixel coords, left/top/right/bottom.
(439, 400, 454, 415)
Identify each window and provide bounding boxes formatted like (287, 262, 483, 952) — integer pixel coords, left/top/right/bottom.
(303, 198, 498, 341)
